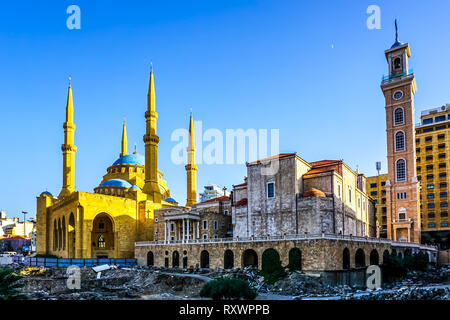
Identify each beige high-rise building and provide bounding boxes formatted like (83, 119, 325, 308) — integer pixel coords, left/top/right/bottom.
(416, 105, 449, 238)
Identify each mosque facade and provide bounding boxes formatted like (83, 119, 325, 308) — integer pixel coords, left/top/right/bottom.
(36, 66, 197, 259)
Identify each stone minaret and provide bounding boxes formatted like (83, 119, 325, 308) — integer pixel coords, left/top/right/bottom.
(142, 62, 162, 202)
(59, 77, 77, 198)
(120, 120, 127, 157)
(185, 110, 197, 207)
(381, 21, 420, 243)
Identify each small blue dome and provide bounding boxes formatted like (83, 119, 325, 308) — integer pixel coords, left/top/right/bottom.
(113, 153, 144, 166)
(40, 191, 52, 196)
(164, 197, 177, 203)
(391, 40, 403, 49)
(99, 179, 132, 188)
(130, 185, 141, 190)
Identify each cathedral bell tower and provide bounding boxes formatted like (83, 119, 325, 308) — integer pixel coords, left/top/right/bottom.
(381, 21, 420, 243)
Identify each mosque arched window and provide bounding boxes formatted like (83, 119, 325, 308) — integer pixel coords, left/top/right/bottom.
(394, 107, 404, 126)
(396, 159, 407, 182)
(395, 131, 406, 152)
(98, 235, 106, 248)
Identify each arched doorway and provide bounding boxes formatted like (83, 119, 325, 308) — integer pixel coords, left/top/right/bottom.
(370, 249, 379, 265)
(58, 218, 62, 250)
(172, 251, 180, 268)
(355, 248, 366, 268)
(62, 216, 66, 251)
(224, 250, 234, 269)
(200, 250, 209, 269)
(91, 213, 115, 258)
(53, 220, 57, 251)
(242, 249, 258, 268)
(383, 250, 390, 264)
(288, 248, 302, 271)
(68, 213, 75, 258)
(262, 248, 282, 274)
(147, 251, 154, 266)
(343, 248, 350, 269)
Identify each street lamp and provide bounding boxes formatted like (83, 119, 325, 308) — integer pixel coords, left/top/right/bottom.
(21, 211, 27, 238)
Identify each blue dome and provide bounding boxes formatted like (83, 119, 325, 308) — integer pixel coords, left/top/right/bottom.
(40, 191, 52, 196)
(164, 197, 177, 203)
(99, 179, 132, 188)
(130, 185, 141, 190)
(391, 40, 403, 49)
(113, 153, 144, 166)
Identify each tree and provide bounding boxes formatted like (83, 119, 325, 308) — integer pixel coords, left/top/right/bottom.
(200, 277, 257, 300)
(0, 268, 29, 300)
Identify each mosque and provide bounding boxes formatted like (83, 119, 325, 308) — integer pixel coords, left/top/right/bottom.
(36, 64, 197, 259)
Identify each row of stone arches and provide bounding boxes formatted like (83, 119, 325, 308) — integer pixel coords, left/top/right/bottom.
(147, 247, 303, 271)
(342, 247, 387, 269)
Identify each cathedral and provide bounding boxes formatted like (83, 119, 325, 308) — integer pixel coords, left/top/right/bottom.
(36, 65, 197, 259)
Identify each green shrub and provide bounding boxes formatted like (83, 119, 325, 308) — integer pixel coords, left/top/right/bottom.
(0, 268, 28, 300)
(200, 277, 257, 300)
(382, 251, 429, 281)
(261, 249, 287, 284)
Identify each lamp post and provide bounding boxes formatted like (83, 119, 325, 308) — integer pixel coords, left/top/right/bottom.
(21, 211, 27, 238)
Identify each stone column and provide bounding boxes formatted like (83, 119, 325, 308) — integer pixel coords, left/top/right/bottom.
(187, 219, 190, 241)
(197, 221, 200, 239)
(164, 221, 167, 243)
(182, 219, 185, 243)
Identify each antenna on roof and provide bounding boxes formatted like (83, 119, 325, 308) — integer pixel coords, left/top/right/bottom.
(376, 162, 382, 176)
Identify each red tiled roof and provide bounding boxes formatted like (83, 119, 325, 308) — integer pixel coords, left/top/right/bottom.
(309, 160, 341, 167)
(233, 182, 247, 188)
(304, 167, 335, 176)
(235, 198, 248, 207)
(248, 153, 296, 165)
(197, 195, 230, 204)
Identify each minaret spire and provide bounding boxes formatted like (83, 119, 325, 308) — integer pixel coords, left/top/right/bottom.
(395, 19, 399, 43)
(59, 77, 77, 198)
(120, 119, 128, 157)
(142, 62, 162, 202)
(185, 108, 197, 207)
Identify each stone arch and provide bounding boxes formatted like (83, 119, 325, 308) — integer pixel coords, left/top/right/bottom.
(383, 249, 390, 264)
(172, 251, 180, 268)
(242, 249, 258, 268)
(398, 251, 403, 259)
(147, 251, 154, 266)
(68, 213, 75, 258)
(58, 218, 62, 250)
(53, 219, 57, 251)
(404, 248, 412, 257)
(288, 248, 302, 271)
(224, 250, 234, 269)
(62, 216, 66, 251)
(355, 248, 366, 268)
(370, 249, 379, 265)
(200, 250, 209, 269)
(91, 213, 115, 258)
(262, 248, 281, 273)
(343, 247, 350, 269)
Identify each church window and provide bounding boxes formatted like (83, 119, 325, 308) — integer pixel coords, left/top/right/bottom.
(394, 108, 404, 125)
(214, 220, 218, 230)
(396, 159, 407, 182)
(98, 235, 105, 248)
(398, 208, 406, 221)
(203, 220, 208, 230)
(267, 182, 275, 198)
(393, 57, 402, 70)
(395, 131, 406, 151)
(348, 187, 352, 203)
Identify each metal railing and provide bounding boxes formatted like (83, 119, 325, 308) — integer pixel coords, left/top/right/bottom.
(135, 233, 438, 251)
(381, 69, 414, 83)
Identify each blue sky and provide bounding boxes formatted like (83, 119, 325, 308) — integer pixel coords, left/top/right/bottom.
(1, 1, 450, 219)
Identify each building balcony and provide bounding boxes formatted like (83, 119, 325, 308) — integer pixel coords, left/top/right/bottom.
(381, 69, 414, 84)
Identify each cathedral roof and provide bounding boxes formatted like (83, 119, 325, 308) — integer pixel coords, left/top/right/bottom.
(164, 197, 177, 203)
(113, 153, 144, 166)
(99, 179, 132, 188)
(40, 191, 53, 196)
